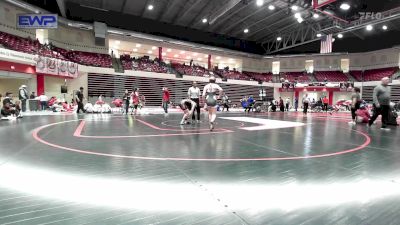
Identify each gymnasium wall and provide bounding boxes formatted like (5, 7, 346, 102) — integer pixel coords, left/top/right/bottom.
(349, 48, 399, 70)
(242, 58, 272, 73)
(87, 73, 273, 107)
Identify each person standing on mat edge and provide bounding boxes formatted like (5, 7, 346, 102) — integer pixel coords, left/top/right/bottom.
(369, 77, 391, 130)
(322, 96, 329, 112)
(349, 87, 361, 125)
(75, 87, 85, 114)
(294, 97, 299, 112)
(162, 87, 170, 114)
(188, 81, 201, 123)
(130, 88, 140, 116)
(18, 85, 28, 115)
(203, 76, 223, 131)
(122, 89, 130, 114)
(285, 97, 290, 112)
(303, 93, 309, 115)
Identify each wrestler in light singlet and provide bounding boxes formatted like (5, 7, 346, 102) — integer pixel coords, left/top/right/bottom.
(202, 76, 223, 131)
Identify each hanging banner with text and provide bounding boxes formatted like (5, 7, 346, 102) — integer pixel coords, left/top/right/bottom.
(35, 56, 78, 78)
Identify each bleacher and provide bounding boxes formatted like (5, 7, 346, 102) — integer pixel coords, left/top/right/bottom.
(172, 63, 212, 77)
(243, 71, 273, 82)
(120, 54, 133, 70)
(0, 31, 40, 54)
(350, 67, 398, 81)
(281, 72, 310, 83)
(135, 58, 169, 74)
(314, 71, 349, 82)
(217, 69, 250, 80)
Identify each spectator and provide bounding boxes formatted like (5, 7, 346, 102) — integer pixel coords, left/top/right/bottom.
(19, 85, 28, 113)
(241, 96, 248, 111)
(140, 95, 146, 109)
(279, 97, 284, 112)
(246, 95, 255, 112)
(122, 89, 130, 114)
(322, 96, 329, 112)
(162, 87, 170, 114)
(38, 93, 49, 111)
(285, 97, 290, 112)
(294, 97, 299, 112)
(349, 87, 361, 125)
(356, 105, 371, 123)
(369, 77, 391, 130)
(303, 93, 310, 115)
(1, 92, 21, 117)
(130, 88, 140, 115)
(75, 87, 85, 114)
(30, 92, 36, 99)
(221, 93, 230, 112)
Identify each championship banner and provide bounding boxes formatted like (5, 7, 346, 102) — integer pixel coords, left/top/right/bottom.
(67, 61, 78, 78)
(46, 57, 57, 75)
(58, 60, 68, 77)
(35, 56, 78, 78)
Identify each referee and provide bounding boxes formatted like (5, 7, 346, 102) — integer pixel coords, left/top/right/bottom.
(188, 81, 201, 123)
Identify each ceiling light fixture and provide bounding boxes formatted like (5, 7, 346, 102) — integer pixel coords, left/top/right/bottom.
(277, 37, 282, 41)
(202, 18, 208, 23)
(244, 28, 249, 33)
(340, 3, 350, 10)
(313, 14, 319, 19)
(316, 33, 322, 37)
(297, 17, 304, 23)
(147, 4, 154, 10)
(366, 25, 373, 31)
(268, 5, 275, 10)
(256, 0, 264, 6)
(291, 5, 299, 11)
(382, 25, 388, 30)
(135, 44, 141, 48)
(337, 33, 343, 38)
(151, 46, 157, 50)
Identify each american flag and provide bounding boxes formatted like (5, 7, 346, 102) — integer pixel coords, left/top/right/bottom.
(320, 34, 333, 53)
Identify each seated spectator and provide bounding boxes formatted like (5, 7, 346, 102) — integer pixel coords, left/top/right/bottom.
(356, 105, 371, 123)
(240, 96, 248, 110)
(1, 92, 21, 118)
(246, 95, 255, 112)
(96, 95, 105, 105)
(84, 102, 94, 113)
